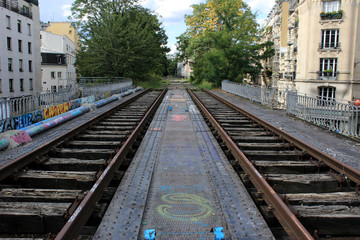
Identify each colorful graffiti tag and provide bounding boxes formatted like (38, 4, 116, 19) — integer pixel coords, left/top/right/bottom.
(0, 110, 44, 133)
(171, 114, 188, 122)
(8, 130, 32, 145)
(0, 99, 82, 133)
(156, 185, 213, 225)
(81, 96, 95, 105)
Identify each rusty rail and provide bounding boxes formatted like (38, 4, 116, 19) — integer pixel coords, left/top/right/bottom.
(55, 88, 167, 240)
(0, 90, 150, 182)
(205, 89, 360, 186)
(188, 89, 313, 240)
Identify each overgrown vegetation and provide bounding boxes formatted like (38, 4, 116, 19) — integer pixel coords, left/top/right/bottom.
(71, 0, 169, 82)
(176, 0, 274, 87)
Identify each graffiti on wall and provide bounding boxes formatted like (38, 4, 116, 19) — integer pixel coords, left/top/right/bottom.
(43, 99, 80, 120)
(0, 110, 44, 133)
(0, 99, 82, 132)
(44, 102, 71, 120)
(81, 96, 95, 105)
(8, 130, 32, 145)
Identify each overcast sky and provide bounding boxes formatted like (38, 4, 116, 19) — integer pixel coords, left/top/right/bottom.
(39, 0, 275, 53)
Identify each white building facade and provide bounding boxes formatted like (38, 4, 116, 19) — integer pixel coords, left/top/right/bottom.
(0, 0, 41, 98)
(40, 31, 76, 92)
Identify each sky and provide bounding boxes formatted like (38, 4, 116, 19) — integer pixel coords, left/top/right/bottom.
(38, 0, 275, 53)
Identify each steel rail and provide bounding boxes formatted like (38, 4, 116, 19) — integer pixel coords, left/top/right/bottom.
(0, 90, 149, 182)
(55, 88, 168, 240)
(205, 89, 360, 186)
(188, 89, 313, 240)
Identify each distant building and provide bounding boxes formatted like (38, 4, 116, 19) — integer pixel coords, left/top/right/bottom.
(43, 22, 80, 50)
(0, 0, 41, 98)
(177, 61, 192, 78)
(260, 0, 360, 102)
(40, 31, 76, 92)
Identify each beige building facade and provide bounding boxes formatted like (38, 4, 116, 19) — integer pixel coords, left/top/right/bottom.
(43, 22, 80, 50)
(262, 0, 360, 102)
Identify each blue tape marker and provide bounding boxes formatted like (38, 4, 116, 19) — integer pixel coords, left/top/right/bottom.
(185, 108, 188, 112)
(169, 106, 172, 111)
(145, 229, 156, 240)
(214, 227, 224, 240)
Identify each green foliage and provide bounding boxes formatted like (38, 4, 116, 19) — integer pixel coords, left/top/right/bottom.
(71, 0, 169, 81)
(177, 0, 275, 87)
(134, 74, 167, 89)
(166, 58, 178, 77)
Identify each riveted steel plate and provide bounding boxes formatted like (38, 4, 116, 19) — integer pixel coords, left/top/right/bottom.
(95, 90, 275, 240)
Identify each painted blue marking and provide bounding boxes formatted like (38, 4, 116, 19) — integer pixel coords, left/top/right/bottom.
(144, 229, 156, 240)
(194, 221, 208, 227)
(214, 227, 224, 240)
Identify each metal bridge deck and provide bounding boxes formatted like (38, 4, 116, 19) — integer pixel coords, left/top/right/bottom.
(94, 90, 274, 240)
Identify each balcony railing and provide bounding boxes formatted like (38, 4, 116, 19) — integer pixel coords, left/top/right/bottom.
(320, 10, 343, 20)
(319, 42, 341, 51)
(319, 71, 338, 80)
(0, 0, 33, 19)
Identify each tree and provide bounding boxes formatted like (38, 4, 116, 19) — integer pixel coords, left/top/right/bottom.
(177, 0, 274, 86)
(71, 0, 169, 81)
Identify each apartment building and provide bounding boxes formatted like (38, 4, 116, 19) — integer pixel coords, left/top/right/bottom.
(43, 22, 80, 50)
(40, 31, 76, 92)
(0, 0, 41, 98)
(261, 0, 360, 102)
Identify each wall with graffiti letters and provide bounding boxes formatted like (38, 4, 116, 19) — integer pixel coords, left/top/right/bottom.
(0, 110, 44, 133)
(0, 99, 82, 133)
(81, 96, 95, 105)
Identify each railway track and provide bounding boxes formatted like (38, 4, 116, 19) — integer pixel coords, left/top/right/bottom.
(188, 89, 360, 240)
(0, 89, 167, 239)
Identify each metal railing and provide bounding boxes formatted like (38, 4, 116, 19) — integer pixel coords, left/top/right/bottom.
(287, 91, 360, 138)
(0, 0, 33, 19)
(0, 79, 133, 121)
(222, 81, 284, 109)
(222, 80, 360, 138)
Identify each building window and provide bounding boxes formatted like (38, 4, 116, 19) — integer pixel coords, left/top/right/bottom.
(57, 72, 62, 79)
(6, 16, 11, 29)
(8, 58, 13, 72)
(23, 6, 30, 17)
(57, 55, 63, 64)
(28, 42, 32, 54)
(20, 79, 24, 91)
(19, 59, 23, 72)
(319, 58, 337, 79)
(28, 60, 32, 72)
(29, 78, 33, 90)
(318, 86, 336, 104)
(27, 23, 31, 36)
(321, 29, 339, 49)
(7, 37, 12, 51)
(9, 79, 14, 92)
(18, 39, 22, 52)
(51, 72, 55, 79)
(51, 85, 57, 92)
(323, 0, 340, 12)
(17, 20, 21, 33)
